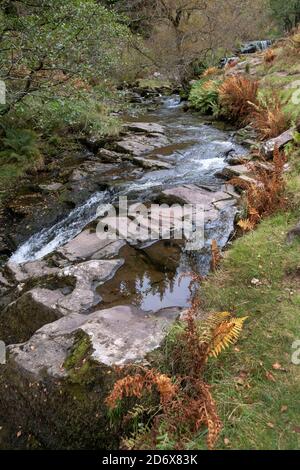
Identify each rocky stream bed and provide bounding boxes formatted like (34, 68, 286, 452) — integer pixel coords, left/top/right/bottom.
(0, 94, 264, 448)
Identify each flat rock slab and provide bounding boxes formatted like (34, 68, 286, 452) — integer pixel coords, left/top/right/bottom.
(262, 128, 294, 158)
(132, 156, 172, 170)
(115, 134, 170, 156)
(1, 259, 124, 343)
(7, 305, 180, 378)
(161, 184, 235, 208)
(123, 122, 166, 134)
(58, 229, 126, 262)
(6, 260, 59, 283)
(215, 164, 251, 180)
(55, 259, 124, 314)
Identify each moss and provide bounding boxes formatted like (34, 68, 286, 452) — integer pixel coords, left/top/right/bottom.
(63, 331, 98, 387)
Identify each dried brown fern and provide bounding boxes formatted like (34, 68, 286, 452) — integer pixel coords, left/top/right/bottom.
(231, 145, 287, 231)
(264, 49, 276, 64)
(219, 75, 259, 124)
(106, 259, 248, 451)
(202, 66, 220, 77)
(211, 239, 221, 271)
(251, 93, 289, 140)
(106, 368, 178, 410)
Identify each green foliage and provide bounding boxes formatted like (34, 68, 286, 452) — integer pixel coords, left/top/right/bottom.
(6, 91, 121, 136)
(189, 79, 221, 116)
(0, 127, 42, 168)
(270, 0, 300, 31)
(0, 0, 131, 115)
(293, 130, 300, 144)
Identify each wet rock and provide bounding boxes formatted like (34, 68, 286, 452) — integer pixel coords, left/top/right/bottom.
(57, 229, 126, 262)
(115, 134, 169, 156)
(7, 304, 179, 376)
(0, 305, 180, 448)
(123, 122, 165, 135)
(234, 125, 258, 146)
(261, 128, 294, 158)
(132, 156, 172, 170)
(38, 183, 63, 193)
(160, 184, 234, 207)
(215, 164, 250, 180)
(0, 288, 65, 344)
(55, 259, 124, 314)
(96, 148, 132, 163)
(7, 194, 44, 217)
(0, 259, 124, 343)
(225, 153, 251, 165)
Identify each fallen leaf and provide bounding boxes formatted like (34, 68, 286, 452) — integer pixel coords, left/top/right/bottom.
(224, 438, 230, 446)
(266, 371, 276, 382)
(267, 422, 275, 429)
(281, 405, 288, 413)
(293, 426, 300, 433)
(16, 430, 22, 438)
(272, 362, 286, 371)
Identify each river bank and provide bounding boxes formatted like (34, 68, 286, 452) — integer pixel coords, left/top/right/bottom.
(0, 88, 252, 448)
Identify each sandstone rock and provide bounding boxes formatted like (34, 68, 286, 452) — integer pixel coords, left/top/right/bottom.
(115, 134, 169, 156)
(225, 153, 251, 165)
(8, 305, 179, 377)
(96, 148, 132, 163)
(38, 183, 63, 192)
(262, 128, 294, 158)
(6, 260, 58, 283)
(57, 229, 125, 262)
(160, 184, 234, 207)
(56, 259, 124, 314)
(0, 304, 180, 448)
(132, 156, 172, 170)
(215, 164, 250, 180)
(123, 122, 166, 135)
(1, 259, 124, 343)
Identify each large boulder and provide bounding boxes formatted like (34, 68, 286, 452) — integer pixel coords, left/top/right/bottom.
(262, 128, 294, 158)
(57, 229, 126, 262)
(0, 305, 180, 449)
(123, 122, 166, 135)
(115, 134, 169, 156)
(0, 259, 124, 343)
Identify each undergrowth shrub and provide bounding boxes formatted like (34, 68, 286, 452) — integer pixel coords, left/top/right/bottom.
(219, 75, 259, 125)
(234, 146, 287, 231)
(202, 67, 221, 78)
(251, 92, 289, 140)
(106, 284, 247, 450)
(6, 89, 121, 137)
(189, 79, 221, 115)
(0, 127, 43, 170)
(264, 49, 276, 64)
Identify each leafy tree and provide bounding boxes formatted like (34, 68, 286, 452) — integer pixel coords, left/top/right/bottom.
(0, 0, 131, 115)
(270, 0, 300, 31)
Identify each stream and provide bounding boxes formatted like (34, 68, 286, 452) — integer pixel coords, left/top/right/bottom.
(9, 96, 247, 313)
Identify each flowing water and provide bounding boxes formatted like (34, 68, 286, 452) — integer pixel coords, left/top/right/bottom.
(10, 96, 247, 312)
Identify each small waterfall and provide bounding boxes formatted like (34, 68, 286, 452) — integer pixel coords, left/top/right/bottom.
(258, 40, 272, 51)
(162, 95, 182, 109)
(10, 191, 109, 264)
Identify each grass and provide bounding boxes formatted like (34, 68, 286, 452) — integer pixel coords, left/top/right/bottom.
(183, 163, 300, 449)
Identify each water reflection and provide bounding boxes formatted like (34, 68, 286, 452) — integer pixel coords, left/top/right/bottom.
(96, 241, 195, 312)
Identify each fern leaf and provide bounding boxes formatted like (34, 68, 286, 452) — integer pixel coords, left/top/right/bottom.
(209, 317, 248, 358)
(237, 219, 255, 231)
